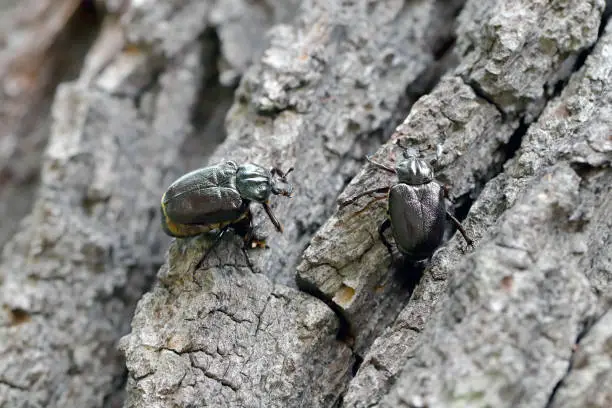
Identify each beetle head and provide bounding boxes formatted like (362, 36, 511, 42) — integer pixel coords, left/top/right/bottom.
(394, 140, 434, 185)
(236, 164, 275, 202)
(270, 167, 294, 197)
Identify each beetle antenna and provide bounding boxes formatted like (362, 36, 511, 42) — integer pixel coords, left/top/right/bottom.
(271, 166, 294, 179)
(394, 138, 418, 159)
(270, 166, 294, 197)
(282, 167, 294, 180)
(394, 138, 408, 150)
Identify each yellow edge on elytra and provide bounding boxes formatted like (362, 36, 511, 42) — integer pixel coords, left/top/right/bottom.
(160, 193, 248, 238)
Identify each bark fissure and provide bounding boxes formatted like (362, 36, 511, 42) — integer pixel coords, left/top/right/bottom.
(2, 0, 611, 407)
(544, 306, 611, 408)
(0, 0, 103, 249)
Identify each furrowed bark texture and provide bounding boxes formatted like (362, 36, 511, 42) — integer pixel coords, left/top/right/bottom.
(380, 14, 612, 408)
(121, 0, 468, 406)
(338, 1, 609, 407)
(120, 235, 353, 408)
(0, 0, 295, 406)
(0, 45, 205, 408)
(211, 0, 465, 285)
(298, 0, 604, 381)
(0, 0, 97, 249)
(1, 0, 610, 408)
(548, 309, 612, 408)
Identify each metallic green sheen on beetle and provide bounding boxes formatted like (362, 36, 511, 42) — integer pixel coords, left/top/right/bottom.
(161, 161, 293, 238)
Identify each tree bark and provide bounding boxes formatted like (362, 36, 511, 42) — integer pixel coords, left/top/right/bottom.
(0, 0, 293, 406)
(0, 0, 99, 248)
(0, 0, 610, 408)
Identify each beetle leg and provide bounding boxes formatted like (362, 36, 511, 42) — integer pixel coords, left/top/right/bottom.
(271, 167, 294, 179)
(339, 186, 391, 208)
(437, 184, 474, 247)
(366, 156, 396, 174)
(194, 227, 230, 271)
(395, 138, 409, 150)
(239, 217, 255, 247)
(446, 210, 474, 248)
(262, 201, 284, 233)
(233, 209, 268, 249)
(442, 184, 451, 200)
(378, 218, 394, 258)
(439, 182, 455, 203)
(245, 232, 268, 249)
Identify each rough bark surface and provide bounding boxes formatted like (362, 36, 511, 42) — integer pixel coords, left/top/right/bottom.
(0, 0, 288, 406)
(0, 0, 99, 248)
(212, 0, 465, 285)
(120, 235, 352, 408)
(297, 0, 604, 362)
(297, 76, 516, 356)
(0, 0, 610, 408)
(338, 0, 609, 406)
(380, 15, 612, 408)
(548, 309, 612, 408)
(0, 47, 204, 407)
(120, 1, 468, 406)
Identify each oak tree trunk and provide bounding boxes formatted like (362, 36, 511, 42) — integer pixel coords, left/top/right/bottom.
(0, 1, 610, 407)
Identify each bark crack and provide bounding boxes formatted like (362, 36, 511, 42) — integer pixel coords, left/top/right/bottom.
(544, 307, 611, 408)
(0, 378, 29, 391)
(189, 354, 240, 392)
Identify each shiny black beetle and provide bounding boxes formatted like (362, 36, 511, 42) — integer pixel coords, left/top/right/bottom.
(160, 161, 293, 244)
(344, 141, 472, 261)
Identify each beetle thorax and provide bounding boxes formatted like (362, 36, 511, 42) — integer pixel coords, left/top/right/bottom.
(396, 157, 434, 185)
(235, 164, 272, 203)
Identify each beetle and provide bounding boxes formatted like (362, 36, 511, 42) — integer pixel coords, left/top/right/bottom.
(160, 161, 293, 246)
(342, 141, 472, 261)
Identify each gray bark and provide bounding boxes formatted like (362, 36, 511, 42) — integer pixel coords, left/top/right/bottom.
(0, 46, 204, 407)
(379, 17, 611, 406)
(0, 0, 291, 406)
(120, 0, 467, 406)
(298, 0, 604, 364)
(348, 5, 611, 406)
(119, 235, 353, 408)
(297, 76, 517, 356)
(211, 0, 464, 285)
(0, 0, 610, 408)
(0, 0, 96, 248)
(548, 309, 612, 408)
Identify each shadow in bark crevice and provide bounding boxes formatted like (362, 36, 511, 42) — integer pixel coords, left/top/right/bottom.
(544, 308, 610, 408)
(183, 28, 238, 170)
(0, 1, 103, 250)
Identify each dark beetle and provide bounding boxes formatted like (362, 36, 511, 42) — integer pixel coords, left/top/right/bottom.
(344, 141, 472, 261)
(161, 161, 293, 243)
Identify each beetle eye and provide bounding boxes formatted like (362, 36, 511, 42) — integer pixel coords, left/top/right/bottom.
(272, 178, 293, 197)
